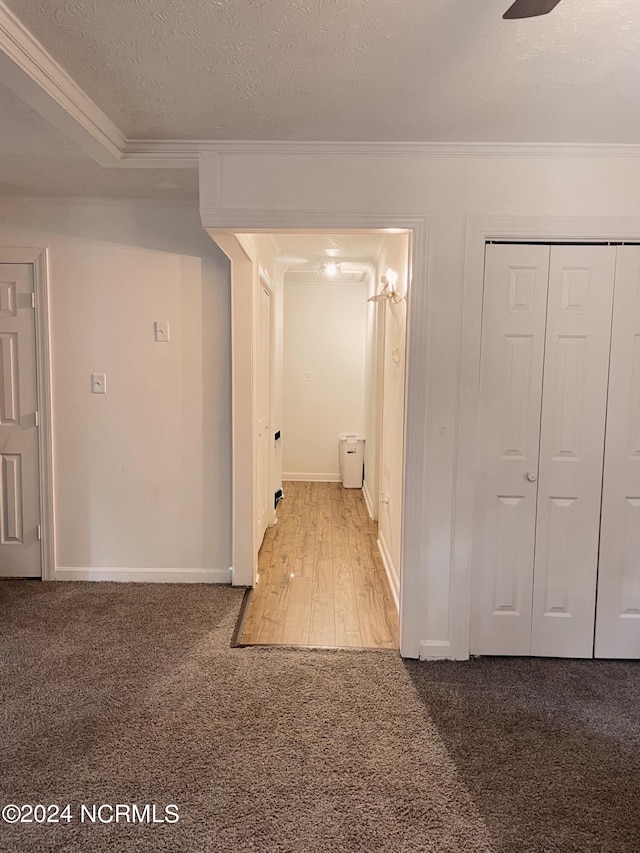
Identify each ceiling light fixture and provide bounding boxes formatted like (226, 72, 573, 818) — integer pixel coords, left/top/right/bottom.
(318, 261, 341, 277)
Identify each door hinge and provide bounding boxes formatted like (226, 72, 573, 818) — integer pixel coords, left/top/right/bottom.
(37, 524, 41, 541)
(34, 410, 39, 427)
(31, 292, 35, 309)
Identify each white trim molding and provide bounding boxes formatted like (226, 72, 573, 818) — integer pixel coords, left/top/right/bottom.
(283, 473, 341, 483)
(55, 567, 231, 583)
(419, 641, 454, 661)
(33, 249, 55, 583)
(0, 0, 125, 166)
(0, 247, 55, 582)
(362, 480, 376, 520)
(207, 212, 428, 659)
(139, 139, 640, 159)
(4, 0, 640, 172)
(258, 265, 275, 294)
(377, 530, 399, 612)
(210, 232, 258, 588)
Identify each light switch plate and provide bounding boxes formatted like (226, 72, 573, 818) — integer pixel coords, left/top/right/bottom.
(91, 373, 106, 394)
(155, 321, 170, 342)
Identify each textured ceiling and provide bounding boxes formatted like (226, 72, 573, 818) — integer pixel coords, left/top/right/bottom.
(285, 269, 368, 284)
(6, 0, 640, 143)
(0, 83, 198, 197)
(274, 233, 386, 268)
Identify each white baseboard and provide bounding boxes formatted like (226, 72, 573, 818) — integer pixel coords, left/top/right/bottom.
(362, 480, 376, 520)
(54, 567, 232, 583)
(282, 472, 341, 482)
(377, 530, 399, 612)
(418, 640, 457, 660)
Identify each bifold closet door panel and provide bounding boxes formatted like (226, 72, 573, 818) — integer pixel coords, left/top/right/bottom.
(596, 247, 640, 659)
(531, 246, 616, 658)
(471, 244, 550, 656)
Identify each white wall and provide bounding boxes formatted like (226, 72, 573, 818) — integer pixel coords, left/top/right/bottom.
(375, 234, 409, 606)
(201, 150, 640, 658)
(363, 267, 381, 518)
(0, 196, 231, 580)
(282, 279, 366, 480)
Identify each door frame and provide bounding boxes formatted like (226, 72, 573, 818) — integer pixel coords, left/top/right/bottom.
(0, 247, 54, 581)
(456, 215, 640, 659)
(207, 213, 427, 659)
(258, 266, 275, 537)
(361, 262, 386, 524)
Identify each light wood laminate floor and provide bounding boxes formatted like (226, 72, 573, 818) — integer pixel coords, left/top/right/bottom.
(240, 481, 399, 649)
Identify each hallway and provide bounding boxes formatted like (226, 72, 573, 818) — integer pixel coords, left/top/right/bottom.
(240, 481, 399, 648)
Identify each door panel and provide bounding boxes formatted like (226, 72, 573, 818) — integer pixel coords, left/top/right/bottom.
(531, 246, 616, 657)
(471, 244, 550, 655)
(596, 246, 640, 658)
(0, 264, 40, 577)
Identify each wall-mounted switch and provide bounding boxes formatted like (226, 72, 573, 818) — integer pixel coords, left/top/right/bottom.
(155, 321, 170, 342)
(305, 371, 312, 382)
(91, 373, 106, 394)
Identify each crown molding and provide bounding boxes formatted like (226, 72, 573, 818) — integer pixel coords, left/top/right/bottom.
(3, 0, 640, 170)
(120, 139, 200, 167)
(0, 0, 125, 166)
(127, 139, 640, 160)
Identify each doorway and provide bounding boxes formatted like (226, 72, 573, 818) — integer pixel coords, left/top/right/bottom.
(227, 230, 410, 649)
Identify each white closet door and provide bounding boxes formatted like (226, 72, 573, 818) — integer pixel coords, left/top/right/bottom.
(596, 246, 640, 658)
(531, 246, 616, 658)
(471, 244, 550, 655)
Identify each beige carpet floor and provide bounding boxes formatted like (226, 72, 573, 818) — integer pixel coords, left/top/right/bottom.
(406, 655, 640, 853)
(0, 581, 490, 853)
(2, 581, 640, 852)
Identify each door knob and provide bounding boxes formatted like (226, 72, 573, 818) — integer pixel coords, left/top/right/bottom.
(526, 472, 538, 482)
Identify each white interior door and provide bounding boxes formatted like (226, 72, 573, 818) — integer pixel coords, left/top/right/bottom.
(256, 284, 271, 547)
(0, 264, 40, 578)
(531, 246, 615, 657)
(596, 246, 640, 658)
(473, 244, 616, 658)
(471, 244, 550, 655)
